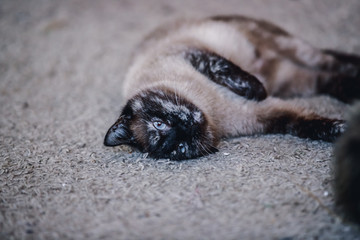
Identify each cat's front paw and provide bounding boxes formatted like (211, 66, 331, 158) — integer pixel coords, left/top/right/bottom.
(294, 118, 346, 142)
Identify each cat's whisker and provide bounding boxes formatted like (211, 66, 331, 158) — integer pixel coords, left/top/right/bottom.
(196, 140, 214, 156)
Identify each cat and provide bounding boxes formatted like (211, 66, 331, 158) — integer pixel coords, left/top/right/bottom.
(334, 103, 360, 224)
(104, 15, 360, 161)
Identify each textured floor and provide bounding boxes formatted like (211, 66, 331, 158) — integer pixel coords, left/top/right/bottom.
(1, 0, 360, 239)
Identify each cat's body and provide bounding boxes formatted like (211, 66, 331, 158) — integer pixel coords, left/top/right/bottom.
(104, 15, 360, 160)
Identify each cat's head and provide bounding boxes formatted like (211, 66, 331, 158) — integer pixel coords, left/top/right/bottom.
(104, 88, 219, 160)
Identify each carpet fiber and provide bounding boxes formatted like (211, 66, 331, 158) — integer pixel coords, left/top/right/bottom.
(1, 0, 360, 239)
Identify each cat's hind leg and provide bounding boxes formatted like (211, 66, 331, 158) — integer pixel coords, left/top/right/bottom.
(256, 46, 360, 103)
(269, 40, 360, 103)
(322, 49, 360, 68)
(316, 50, 360, 103)
(235, 16, 360, 103)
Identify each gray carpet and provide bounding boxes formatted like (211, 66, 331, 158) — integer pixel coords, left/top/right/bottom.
(1, 0, 360, 239)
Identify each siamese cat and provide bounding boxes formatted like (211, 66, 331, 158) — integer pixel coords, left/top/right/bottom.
(334, 103, 360, 224)
(104, 15, 360, 160)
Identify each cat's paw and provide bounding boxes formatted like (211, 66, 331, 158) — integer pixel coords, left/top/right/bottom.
(296, 118, 346, 142)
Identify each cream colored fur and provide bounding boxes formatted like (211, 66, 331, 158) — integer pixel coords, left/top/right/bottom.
(122, 17, 324, 138)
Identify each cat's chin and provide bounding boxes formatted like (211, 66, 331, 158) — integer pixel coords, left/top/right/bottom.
(147, 143, 219, 161)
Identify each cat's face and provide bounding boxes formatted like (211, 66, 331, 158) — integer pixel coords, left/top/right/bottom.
(104, 88, 218, 160)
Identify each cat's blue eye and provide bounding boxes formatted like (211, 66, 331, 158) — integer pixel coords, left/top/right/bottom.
(153, 121, 169, 130)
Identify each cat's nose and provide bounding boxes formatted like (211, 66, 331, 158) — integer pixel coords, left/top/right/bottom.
(178, 143, 186, 154)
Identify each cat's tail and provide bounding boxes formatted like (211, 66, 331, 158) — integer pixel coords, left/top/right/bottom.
(334, 102, 360, 224)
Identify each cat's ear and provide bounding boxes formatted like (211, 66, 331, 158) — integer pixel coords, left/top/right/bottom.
(104, 115, 135, 146)
(103, 99, 139, 148)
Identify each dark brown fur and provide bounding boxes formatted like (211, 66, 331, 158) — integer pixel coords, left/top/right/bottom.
(334, 103, 360, 224)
